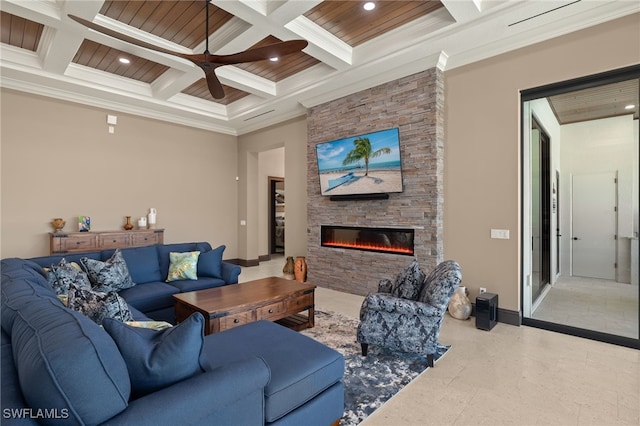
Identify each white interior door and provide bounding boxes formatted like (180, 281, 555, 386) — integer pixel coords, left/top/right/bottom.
(571, 172, 616, 280)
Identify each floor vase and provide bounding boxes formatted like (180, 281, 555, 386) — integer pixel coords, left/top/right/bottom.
(294, 257, 307, 282)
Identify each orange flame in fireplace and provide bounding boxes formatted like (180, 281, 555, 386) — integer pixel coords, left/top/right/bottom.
(323, 239, 413, 255)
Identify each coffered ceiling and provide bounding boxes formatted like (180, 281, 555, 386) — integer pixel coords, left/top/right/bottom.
(1, 1, 638, 135)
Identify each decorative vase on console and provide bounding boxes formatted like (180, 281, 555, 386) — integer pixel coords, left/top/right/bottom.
(448, 286, 472, 320)
(294, 256, 307, 283)
(283, 256, 295, 280)
(123, 216, 134, 230)
(51, 218, 65, 233)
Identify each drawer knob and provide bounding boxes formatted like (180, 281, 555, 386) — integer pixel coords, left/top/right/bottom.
(112, 240, 117, 243)
(268, 309, 274, 313)
(233, 318, 240, 323)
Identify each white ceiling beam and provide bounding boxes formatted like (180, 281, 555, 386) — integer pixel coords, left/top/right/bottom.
(151, 68, 201, 100)
(216, 66, 276, 97)
(440, 0, 483, 23)
(212, 0, 350, 69)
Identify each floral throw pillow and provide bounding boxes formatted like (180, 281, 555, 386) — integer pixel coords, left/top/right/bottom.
(67, 282, 133, 325)
(390, 258, 426, 301)
(166, 251, 200, 282)
(80, 249, 135, 292)
(47, 258, 92, 295)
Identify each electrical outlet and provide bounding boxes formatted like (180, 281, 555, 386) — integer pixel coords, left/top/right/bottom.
(479, 287, 487, 294)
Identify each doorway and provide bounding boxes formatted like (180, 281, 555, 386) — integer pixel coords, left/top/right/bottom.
(269, 177, 285, 255)
(521, 65, 640, 348)
(531, 119, 552, 303)
(571, 172, 617, 280)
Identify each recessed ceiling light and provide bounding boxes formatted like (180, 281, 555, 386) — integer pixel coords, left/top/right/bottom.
(624, 104, 635, 110)
(269, 57, 279, 62)
(363, 2, 376, 11)
(118, 57, 130, 64)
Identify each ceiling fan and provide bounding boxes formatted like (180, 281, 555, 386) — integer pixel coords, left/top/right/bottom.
(68, 1, 308, 99)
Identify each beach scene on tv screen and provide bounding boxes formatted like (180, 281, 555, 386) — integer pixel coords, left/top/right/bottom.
(316, 128, 403, 196)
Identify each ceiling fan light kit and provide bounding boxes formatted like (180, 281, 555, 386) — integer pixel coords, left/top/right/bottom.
(67, 1, 307, 100)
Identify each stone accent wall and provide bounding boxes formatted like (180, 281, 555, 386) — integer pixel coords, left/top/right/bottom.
(306, 68, 445, 296)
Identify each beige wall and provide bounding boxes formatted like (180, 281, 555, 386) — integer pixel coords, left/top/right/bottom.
(444, 13, 640, 312)
(237, 116, 307, 263)
(0, 89, 238, 259)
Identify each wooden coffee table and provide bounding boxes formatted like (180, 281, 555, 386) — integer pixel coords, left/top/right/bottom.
(173, 276, 316, 335)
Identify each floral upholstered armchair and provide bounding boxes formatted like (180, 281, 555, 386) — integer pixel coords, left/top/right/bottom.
(356, 259, 462, 367)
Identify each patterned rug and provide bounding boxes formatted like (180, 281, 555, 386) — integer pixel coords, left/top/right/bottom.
(301, 310, 450, 425)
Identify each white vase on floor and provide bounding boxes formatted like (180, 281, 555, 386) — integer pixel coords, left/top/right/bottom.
(448, 286, 472, 320)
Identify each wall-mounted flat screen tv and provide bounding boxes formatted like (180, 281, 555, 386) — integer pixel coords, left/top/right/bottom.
(316, 127, 403, 196)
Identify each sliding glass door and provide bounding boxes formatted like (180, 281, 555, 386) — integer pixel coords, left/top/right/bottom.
(521, 65, 640, 349)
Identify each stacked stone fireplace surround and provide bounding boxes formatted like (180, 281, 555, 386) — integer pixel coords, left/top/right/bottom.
(306, 68, 445, 296)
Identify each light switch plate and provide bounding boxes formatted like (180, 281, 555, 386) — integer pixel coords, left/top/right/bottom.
(491, 229, 510, 239)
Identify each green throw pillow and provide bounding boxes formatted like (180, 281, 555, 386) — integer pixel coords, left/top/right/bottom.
(166, 251, 200, 282)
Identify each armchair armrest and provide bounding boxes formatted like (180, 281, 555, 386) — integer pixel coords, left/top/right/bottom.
(102, 357, 269, 426)
(221, 262, 241, 284)
(361, 293, 443, 318)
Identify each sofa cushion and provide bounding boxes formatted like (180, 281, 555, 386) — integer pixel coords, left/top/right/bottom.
(117, 282, 179, 313)
(103, 245, 162, 284)
(1, 269, 61, 336)
(167, 276, 227, 293)
(390, 259, 426, 300)
(166, 251, 200, 282)
(67, 283, 134, 325)
(103, 312, 206, 398)
(11, 297, 130, 425)
(203, 320, 344, 423)
(81, 249, 135, 292)
(158, 242, 212, 280)
(29, 252, 102, 269)
(48, 258, 92, 295)
(197, 245, 225, 279)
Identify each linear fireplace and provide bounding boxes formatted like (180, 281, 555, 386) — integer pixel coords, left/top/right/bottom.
(321, 225, 414, 256)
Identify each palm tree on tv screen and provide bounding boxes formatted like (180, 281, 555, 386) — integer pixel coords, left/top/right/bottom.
(342, 137, 391, 176)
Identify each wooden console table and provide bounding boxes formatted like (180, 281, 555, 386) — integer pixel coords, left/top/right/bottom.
(49, 229, 164, 254)
(173, 276, 315, 335)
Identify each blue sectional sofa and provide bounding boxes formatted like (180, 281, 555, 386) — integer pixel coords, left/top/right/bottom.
(1, 249, 345, 425)
(28, 241, 241, 323)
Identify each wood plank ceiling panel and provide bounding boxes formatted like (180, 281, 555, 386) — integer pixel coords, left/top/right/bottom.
(99, 0, 233, 49)
(548, 79, 639, 124)
(73, 40, 169, 83)
(304, 0, 443, 46)
(235, 36, 320, 82)
(182, 80, 249, 105)
(0, 11, 43, 51)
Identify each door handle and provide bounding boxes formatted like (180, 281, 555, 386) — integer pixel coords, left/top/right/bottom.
(572, 237, 580, 240)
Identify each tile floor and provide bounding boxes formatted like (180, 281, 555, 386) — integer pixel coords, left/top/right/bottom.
(532, 276, 639, 339)
(240, 258, 640, 425)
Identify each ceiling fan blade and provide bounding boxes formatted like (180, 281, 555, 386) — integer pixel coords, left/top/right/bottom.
(209, 40, 308, 65)
(68, 14, 190, 59)
(198, 63, 225, 99)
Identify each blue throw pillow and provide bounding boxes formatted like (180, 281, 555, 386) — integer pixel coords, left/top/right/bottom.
(81, 249, 135, 292)
(67, 283, 133, 325)
(197, 245, 225, 279)
(103, 312, 206, 398)
(48, 258, 92, 295)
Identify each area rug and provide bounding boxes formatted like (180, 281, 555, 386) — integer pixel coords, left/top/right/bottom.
(301, 310, 450, 425)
